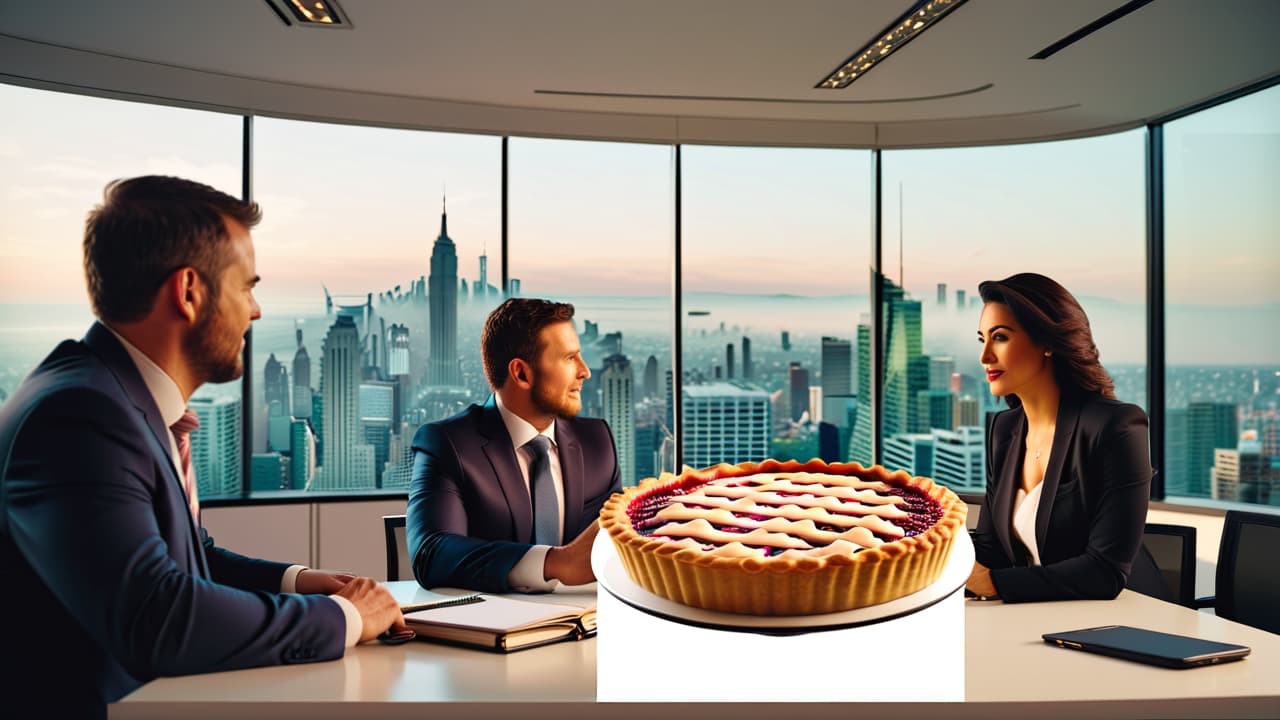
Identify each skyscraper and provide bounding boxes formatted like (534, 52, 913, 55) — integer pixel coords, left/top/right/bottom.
(683, 382, 771, 468)
(288, 418, 315, 490)
(931, 426, 986, 493)
(428, 198, 460, 386)
(263, 352, 289, 415)
(725, 343, 735, 380)
(601, 354, 636, 488)
(936, 283, 947, 305)
(741, 336, 753, 380)
(788, 361, 809, 422)
(849, 278, 927, 465)
(190, 395, 242, 498)
(292, 329, 311, 420)
(643, 355, 659, 400)
(929, 356, 955, 392)
(781, 330, 791, 352)
(955, 289, 967, 308)
(317, 315, 376, 490)
(850, 321, 874, 465)
(387, 323, 410, 377)
(820, 336, 852, 396)
(1184, 402, 1238, 498)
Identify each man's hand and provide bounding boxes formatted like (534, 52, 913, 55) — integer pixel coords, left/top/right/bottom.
(333, 577, 408, 643)
(966, 560, 998, 598)
(543, 522, 600, 586)
(295, 569, 356, 595)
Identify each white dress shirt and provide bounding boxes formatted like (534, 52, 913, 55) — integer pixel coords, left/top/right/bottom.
(494, 393, 566, 592)
(107, 327, 361, 646)
(1012, 482, 1044, 567)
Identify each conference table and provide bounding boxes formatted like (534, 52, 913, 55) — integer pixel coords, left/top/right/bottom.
(114, 583, 1280, 719)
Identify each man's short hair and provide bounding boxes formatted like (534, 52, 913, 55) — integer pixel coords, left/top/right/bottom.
(83, 175, 261, 323)
(481, 298, 576, 389)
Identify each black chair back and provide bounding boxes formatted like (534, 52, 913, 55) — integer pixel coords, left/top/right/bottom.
(383, 514, 409, 581)
(1216, 510, 1280, 634)
(1142, 523, 1197, 607)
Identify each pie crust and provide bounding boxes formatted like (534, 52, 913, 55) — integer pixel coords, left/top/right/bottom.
(599, 459, 967, 616)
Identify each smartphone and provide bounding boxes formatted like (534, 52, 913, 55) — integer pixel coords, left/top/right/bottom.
(1042, 625, 1251, 669)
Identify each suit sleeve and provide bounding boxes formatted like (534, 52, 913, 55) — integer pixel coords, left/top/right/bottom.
(202, 531, 292, 592)
(406, 422, 530, 593)
(4, 388, 345, 681)
(584, 420, 623, 524)
(972, 411, 1012, 570)
(991, 404, 1153, 602)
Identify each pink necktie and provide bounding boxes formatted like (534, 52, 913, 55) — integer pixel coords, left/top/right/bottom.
(171, 409, 201, 523)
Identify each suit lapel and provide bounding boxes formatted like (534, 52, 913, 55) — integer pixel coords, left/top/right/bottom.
(478, 399, 534, 543)
(556, 420, 584, 541)
(993, 410, 1024, 564)
(82, 322, 209, 577)
(1035, 391, 1083, 555)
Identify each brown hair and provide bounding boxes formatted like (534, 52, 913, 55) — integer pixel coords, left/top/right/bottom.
(84, 175, 261, 323)
(482, 298, 576, 389)
(978, 273, 1116, 400)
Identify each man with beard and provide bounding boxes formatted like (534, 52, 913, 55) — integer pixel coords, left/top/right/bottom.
(0, 176, 407, 717)
(406, 298, 622, 592)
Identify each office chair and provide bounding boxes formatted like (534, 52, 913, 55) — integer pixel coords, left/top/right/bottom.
(1141, 523, 1197, 607)
(1196, 510, 1280, 635)
(383, 514, 411, 582)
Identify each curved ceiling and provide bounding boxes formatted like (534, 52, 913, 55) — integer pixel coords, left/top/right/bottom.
(1, 0, 1277, 147)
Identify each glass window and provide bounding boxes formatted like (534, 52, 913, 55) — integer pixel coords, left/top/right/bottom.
(1163, 84, 1280, 507)
(251, 118, 500, 494)
(508, 137, 674, 487)
(0, 83, 243, 497)
(881, 132, 1147, 494)
(680, 146, 872, 470)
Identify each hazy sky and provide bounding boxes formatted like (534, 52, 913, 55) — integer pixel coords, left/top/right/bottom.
(1, 80, 1275, 348)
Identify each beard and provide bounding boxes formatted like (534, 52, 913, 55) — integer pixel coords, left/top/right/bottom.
(183, 303, 245, 386)
(531, 379, 582, 419)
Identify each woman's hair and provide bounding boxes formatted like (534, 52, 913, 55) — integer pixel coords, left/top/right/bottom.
(978, 273, 1115, 400)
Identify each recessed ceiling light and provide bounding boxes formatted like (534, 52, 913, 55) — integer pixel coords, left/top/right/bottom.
(264, 0, 353, 28)
(816, 0, 969, 89)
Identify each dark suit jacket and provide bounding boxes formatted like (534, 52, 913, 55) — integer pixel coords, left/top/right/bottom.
(406, 398, 621, 593)
(972, 389, 1166, 603)
(0, 323, 345, 714)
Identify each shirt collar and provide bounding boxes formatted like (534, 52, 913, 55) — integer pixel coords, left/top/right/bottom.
(105, 326, 188, 429)
(494, 392, 556, 450)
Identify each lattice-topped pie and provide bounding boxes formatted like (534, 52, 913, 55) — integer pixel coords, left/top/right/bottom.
(600, 459, 966, 615)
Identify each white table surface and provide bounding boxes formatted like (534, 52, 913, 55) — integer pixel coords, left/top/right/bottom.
(113, 582, 1280, 719)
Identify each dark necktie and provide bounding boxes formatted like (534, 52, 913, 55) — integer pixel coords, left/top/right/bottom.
(171, 409, 201, 522)
(524, 435, 560, 545)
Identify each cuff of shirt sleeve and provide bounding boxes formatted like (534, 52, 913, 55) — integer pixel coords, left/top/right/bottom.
(508, 545, 562, 593)
(281, 564, 307, 593)
(329, 595, 363, 647)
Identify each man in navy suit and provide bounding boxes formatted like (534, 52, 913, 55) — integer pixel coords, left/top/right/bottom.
(407, 298, 622, 593)
(0, 176, 406, 716)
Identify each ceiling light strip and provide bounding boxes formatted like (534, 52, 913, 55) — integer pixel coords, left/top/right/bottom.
(1029, 0, 1155, 60)
(817, 0, 969, 89)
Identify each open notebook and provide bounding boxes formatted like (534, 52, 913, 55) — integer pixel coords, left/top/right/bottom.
(403, 594, 596, 653)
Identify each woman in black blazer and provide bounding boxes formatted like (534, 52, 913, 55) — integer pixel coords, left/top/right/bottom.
(967, 273, 1166, 603)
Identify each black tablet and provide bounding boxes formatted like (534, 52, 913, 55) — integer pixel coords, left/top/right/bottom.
(1042, 625, 1251, 669)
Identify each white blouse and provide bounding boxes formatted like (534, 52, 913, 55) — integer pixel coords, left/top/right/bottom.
(1012, 483, 1044, 567)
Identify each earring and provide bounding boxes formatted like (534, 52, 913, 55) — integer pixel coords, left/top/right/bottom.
(1043, 351, 1052, 357)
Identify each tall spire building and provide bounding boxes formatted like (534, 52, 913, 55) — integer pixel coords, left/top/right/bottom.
(292, 326, 312, 419)
(428, 196, 460, 386)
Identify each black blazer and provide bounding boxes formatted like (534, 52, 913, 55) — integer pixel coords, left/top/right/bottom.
(406, 399, 621, 593)
(0, 323, 344, 714)
(972, 389, 1166, 603)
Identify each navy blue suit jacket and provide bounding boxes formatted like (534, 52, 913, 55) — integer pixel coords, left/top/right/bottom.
(0, 323, 345, 713)
(972, 390, 1166, 603)
(406, 399, 621, 593)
